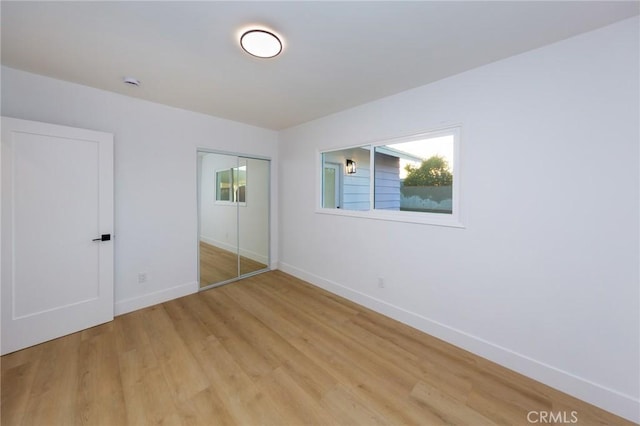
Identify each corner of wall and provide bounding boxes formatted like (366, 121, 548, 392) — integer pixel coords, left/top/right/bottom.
(114, 281, 198, 316)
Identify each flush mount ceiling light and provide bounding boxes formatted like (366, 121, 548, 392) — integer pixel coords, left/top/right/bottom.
(240, 29, 282, 58)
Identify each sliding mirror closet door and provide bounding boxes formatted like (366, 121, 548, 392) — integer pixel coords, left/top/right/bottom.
(198, 151, 270, 288)
(198, 152, 239, 286)
(238, 157, 269, 276)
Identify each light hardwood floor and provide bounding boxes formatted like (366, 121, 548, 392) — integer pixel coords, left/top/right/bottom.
(1, 271, 634, 425)
(199, 241, 267, 287)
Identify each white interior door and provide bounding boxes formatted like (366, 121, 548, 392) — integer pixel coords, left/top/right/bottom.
(1, 117, 114, 355)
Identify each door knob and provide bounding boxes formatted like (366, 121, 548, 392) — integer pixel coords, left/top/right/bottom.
(92, 234, 111, 242)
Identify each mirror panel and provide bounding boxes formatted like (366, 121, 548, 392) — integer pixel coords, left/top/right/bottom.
(199, 152, 239, 286)
(238, 157, 270, 276)
(198, 151, 269, 288)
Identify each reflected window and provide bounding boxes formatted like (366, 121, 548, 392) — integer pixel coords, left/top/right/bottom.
(216, 166, 246, 203)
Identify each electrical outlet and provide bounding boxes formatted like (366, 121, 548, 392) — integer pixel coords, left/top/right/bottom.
(138, 272, 148, 284)
(378, 277, 385, 288)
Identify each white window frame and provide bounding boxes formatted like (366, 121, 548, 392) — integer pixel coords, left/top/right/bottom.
(316, 125, 463, 228)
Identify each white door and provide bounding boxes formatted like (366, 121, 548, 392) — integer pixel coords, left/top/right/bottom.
(1, 117, 114, 355)
(323, 163, 341, 208)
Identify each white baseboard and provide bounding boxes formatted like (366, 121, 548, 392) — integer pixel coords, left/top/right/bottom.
(199, 235, 232, 251)
(199, 236, 269, 265)
(277, 262, 640, 424)
(114, 281, 198, 316)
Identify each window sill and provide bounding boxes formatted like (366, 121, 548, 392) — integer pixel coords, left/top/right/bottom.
(214, 201, 247, 207)
(315, 207, 465, 228)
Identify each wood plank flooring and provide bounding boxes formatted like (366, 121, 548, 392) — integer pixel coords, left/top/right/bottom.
(199, 241, 267, 287)
(1, 271, 635, 425)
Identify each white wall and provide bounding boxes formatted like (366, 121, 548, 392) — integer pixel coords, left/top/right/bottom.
(279, 17, 639, 422)
(1, 66, 279, 314)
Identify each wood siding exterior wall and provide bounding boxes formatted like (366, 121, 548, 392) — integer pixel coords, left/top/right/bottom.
(374, 152, 400, 210)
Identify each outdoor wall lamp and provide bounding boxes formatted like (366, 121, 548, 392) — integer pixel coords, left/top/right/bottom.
(345, 159, 357, 174)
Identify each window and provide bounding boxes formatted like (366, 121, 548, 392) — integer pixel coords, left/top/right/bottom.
(319, 126, 461, 227)
(216, 166, 246, 203)
(321, 147, 371, 211)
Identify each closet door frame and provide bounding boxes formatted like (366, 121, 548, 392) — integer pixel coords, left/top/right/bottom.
(196, 148, 271, 290)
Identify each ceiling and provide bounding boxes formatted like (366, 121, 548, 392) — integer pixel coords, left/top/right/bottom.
(2, 1, 638, 130)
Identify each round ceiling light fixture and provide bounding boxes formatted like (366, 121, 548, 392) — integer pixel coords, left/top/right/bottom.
(240, 29, 282, 58)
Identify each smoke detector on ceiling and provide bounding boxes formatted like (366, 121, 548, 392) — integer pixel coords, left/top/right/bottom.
(123, 77, 140, 86)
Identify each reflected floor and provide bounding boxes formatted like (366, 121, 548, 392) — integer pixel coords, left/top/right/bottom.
(199, 241, 267, 288)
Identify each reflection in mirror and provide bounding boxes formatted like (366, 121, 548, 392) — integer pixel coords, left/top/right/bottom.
(239, 158, 270, 276)
(199, 152, 239, 285)
(321, 147, 371, 211)
(198, 152, 269, 288)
